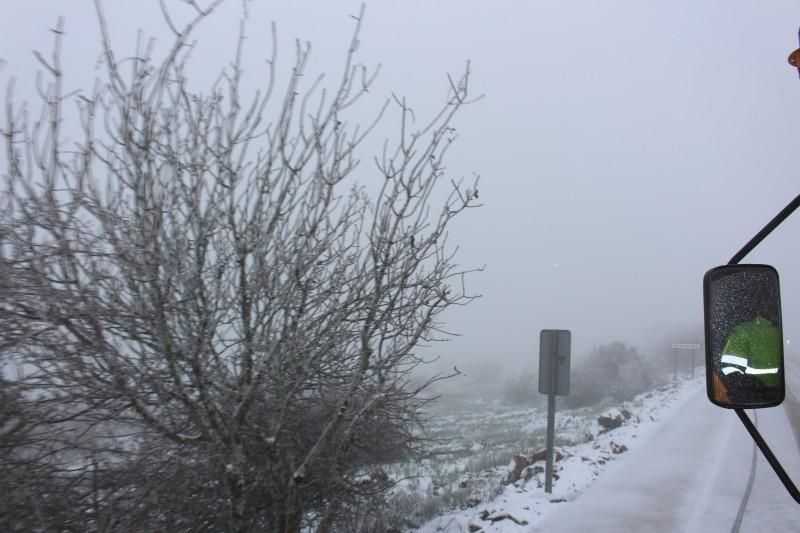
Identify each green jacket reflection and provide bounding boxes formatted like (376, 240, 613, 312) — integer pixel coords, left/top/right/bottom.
(720, 316, 781, 387)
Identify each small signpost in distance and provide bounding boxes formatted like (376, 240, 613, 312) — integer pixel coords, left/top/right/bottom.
(671, 343, 702, 380)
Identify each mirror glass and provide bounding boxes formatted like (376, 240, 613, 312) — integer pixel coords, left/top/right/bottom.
(704, 264, 784, 408)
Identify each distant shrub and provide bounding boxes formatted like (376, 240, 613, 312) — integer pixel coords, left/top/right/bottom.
(502, 370, 541, 406)
(564, 342, 662, 408)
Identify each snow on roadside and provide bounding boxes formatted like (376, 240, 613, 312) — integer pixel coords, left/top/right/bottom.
(415, 376, 705, 532)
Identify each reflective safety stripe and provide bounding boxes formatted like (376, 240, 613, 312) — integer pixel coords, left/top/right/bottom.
(720, 353, 778, 376)
(746, 366, 779, 375)
(721, 354, 748, 367)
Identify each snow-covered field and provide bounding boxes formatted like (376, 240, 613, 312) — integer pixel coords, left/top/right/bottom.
(389, 376, 704, 532)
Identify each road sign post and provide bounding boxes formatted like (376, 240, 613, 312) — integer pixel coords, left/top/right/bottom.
(673, 348, 677, 381)
(539, 329, 571, 493)
(671, 343, 702, 380)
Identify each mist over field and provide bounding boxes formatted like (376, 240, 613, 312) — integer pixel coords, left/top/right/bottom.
(4, 1, 799, 374)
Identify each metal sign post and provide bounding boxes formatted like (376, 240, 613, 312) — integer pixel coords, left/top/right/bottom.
(671, 343, 702, 380)
(539, 329, 571, 494)
(672, 347, 677, 381)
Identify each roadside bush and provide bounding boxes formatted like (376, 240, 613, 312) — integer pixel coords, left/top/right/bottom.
(502, 370, 541, 406)
(564, 342, 662, 408)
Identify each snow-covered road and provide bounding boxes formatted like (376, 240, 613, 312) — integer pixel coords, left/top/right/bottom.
(418, 365, 800, 532)
(535, 387, 800, 532)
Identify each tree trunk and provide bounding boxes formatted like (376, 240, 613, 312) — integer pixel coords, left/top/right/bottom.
(316, 496, 341, 533)
(225, 457, 248, 533)
(276, 479, 303, 533)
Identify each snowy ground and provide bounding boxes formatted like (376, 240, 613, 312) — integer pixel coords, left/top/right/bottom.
(409, 376, 704, 532)
(414, 373, 800, 532)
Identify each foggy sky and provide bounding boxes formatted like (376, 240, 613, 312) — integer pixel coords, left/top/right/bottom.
(2, 0, 799, 376)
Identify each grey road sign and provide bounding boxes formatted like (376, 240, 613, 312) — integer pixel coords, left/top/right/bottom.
(671, 343, 701, 350)
(538, 328, 571, 494)
(539, 329, 571, 396)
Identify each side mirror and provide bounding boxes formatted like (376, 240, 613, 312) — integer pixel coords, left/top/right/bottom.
(704, 265, 785, 408)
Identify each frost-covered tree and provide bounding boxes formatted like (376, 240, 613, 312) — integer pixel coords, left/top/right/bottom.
(1, 1, 480, 530)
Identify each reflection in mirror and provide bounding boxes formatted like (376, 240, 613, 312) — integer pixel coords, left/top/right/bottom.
(704, 265, 785, 409)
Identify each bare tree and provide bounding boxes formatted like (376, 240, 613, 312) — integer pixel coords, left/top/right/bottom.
(1, 1, 481, 531)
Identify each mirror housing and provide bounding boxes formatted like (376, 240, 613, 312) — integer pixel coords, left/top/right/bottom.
(704, 264, 785, 409)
